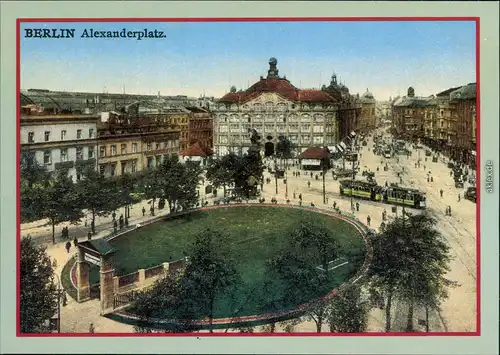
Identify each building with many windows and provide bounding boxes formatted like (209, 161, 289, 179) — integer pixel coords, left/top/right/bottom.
(20, 105, 98, 182)
(359, 89, 377, 131)
(96, 111, 181, 177)
(213, 58, 341, 156)
(186, 106, 213, 151)
(391, 83, 476, 166)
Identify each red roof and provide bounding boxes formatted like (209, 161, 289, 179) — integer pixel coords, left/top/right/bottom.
(180, 141, 214, 158)
(219, 78, 335, 103)
(298, 147, 330, 160)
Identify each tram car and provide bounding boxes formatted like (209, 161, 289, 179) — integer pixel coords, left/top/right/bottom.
(339, 179, 427, 209)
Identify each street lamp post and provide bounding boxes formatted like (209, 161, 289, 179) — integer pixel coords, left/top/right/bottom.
(350, 139, 357, 211)
(285, 157, 288, 199)
(322, 162, 327, 204)
(274, 157, 278, 195)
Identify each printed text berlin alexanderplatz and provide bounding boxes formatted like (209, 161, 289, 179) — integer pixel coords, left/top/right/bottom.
(24, 28, 167, 40)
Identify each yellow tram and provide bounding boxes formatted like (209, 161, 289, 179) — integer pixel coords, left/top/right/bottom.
(339, 180, 427, 209)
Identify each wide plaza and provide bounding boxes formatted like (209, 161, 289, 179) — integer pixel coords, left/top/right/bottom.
(21, 128, 477, 333)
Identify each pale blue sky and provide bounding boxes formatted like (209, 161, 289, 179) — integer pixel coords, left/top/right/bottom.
(20, 21, 476, 100)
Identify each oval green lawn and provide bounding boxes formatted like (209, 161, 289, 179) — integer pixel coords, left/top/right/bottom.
(103, 206, 367, 319)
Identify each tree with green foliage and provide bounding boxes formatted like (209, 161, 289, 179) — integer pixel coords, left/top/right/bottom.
(156, 155, 202, 213)
(205, 153, 237, 197)
(75, 165, 120, 234)
(306, 298, 330, 333)
(20, 236, 59, 333)
(20, 152, 51, 223)
(276, 135, 296, 162)
(139, 168, 163, 215)
(396, 213, 451, 332)
(41, 168, 84, 244)
(326, 284, 370, 333)
(179, 228, 240, 332)
(368, 212, 451, 332)
(267, 247, 328, 308)
(292, 222, 339, 275)
(133, 272, 201, 333)
(115, 173, 138, 219)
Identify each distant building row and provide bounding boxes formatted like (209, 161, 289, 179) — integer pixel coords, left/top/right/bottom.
(391, 84, 476, 165)
(20, 103, 213, 181)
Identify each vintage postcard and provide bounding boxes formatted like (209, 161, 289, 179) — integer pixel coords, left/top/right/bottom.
(2, 1, 498, 354)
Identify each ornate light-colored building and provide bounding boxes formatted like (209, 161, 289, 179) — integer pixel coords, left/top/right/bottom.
(213, 58, 341, 156)
(20, 105, 98, 182)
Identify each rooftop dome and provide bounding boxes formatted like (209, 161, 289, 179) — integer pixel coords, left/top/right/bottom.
(362, 88, 374, 99)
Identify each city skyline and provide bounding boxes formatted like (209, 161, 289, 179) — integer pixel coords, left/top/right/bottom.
(20, 20, 476, 100)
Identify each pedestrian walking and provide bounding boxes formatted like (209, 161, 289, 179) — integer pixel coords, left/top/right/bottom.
(326, 196, 329, 204)
(112, 211, 116, 221)
(382, 209, 387, 221)
(87, 230, 92, 240)
(142, 207, 146, 216)
(458, 193, 461, 202)
(440, 189, 443, 198)
(119, 216, 124, 230)
(84, 218, 88, 227)
(333, 201, 337, 209)
(367, 215, 371, 226)
(307, 181, 311, 188)
(65, 241, 71, 253)
(299, 193, 302, 200)
(89, 323, 95, 333)
(150, 206, 154, 216)
(356, 202, 360, 212)
(310, 172, 313, 178)
(113, 220, 118, 233)
(73, 237, 78, 248)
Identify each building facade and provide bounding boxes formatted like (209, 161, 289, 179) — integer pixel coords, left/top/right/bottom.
(96, 112, 180, 178)
(449, 83, 476, 165)
(213, 58, 341, 156)
(322, 74, 362, 141)
(186, 106, 214, 150)
(391, 84, 477, 166)
(20, 106, 98, 182)
(358, 89, 377, 132)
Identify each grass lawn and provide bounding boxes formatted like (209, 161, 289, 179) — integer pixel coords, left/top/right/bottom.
(94, 206, 367, 318)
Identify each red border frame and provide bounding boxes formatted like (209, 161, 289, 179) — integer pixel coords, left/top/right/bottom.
(16, 17, 481, 337)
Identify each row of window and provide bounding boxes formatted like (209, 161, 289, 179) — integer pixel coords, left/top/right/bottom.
(216, 103, 334, 112)
(98, 141, 180, 157)
(218, 124, 335, 133)
(27, 128, 95, 143)
(218, 135, 334, 145)
(99, 160, 139, 177)
(217, 114, 332, 124)
(43, 146, 95, 164)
